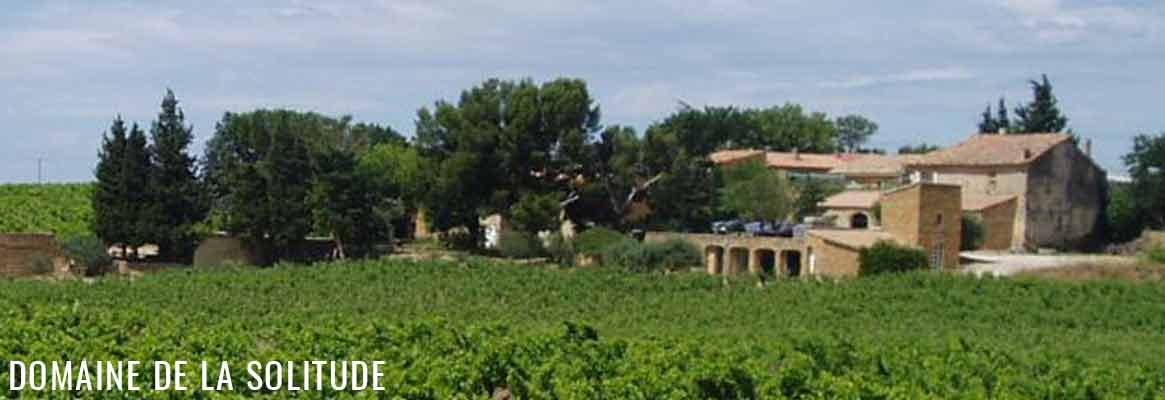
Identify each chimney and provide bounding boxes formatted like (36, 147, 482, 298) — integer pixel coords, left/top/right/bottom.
(1084, 138, 1092, 157)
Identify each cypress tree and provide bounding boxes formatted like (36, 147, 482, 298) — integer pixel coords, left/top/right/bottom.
(93, 117, 129, 252)
(124, 123, 156, 257)
(148, 89, 206, 260)
(995, 97, 1010, 132)
(978, 104, 997, 134)
(1014, 74, 1069, 133)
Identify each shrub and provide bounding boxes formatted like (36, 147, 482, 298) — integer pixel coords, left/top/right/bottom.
(961, 215, 984, 251)
(602, 239, 702, 273)
(859, 240, 928, 276)
(1141, 246, 1165, 264)
(61, 234, 113, 276)
(544, 232, 575, 267)
(27, 253, 55, 275)
(498, 230, 544, 259)
(575, 227, 631, 256)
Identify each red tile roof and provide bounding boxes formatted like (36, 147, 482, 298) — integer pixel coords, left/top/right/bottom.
(962, 194, 1016, 211)
(909, 133, 1073, 167)
(820, 190, 881, 209)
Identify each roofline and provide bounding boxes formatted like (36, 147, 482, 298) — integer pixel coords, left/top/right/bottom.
(906, 132, 1074, 167)
(880, 181, 961, 197)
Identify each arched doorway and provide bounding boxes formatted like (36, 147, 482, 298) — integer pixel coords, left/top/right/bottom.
(781, 250, 802, 277)
(705, 246, 724, 275)
(755, 249, 777, 276)
(851, 213, 870, 229)
(728, 248, 749, 275)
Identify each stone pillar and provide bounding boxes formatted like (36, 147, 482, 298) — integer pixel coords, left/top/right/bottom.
(705, 247, 721, 275)
(748, 249, 761, 275)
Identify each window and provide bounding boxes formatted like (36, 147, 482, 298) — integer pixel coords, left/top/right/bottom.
(936, 213, 943, 226)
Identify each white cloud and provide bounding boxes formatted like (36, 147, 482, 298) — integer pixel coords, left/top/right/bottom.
(819, 67, 975, 89)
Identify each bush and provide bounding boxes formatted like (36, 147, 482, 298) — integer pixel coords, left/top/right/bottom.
(961, 215, 984, 251)
(61, 234, 113, 276)
(602, 239, 702, 273)
(1141, 246, 1165, 264)
(27, 253, 55, 275)
(859, 240, 929, 276)
(498, 230, 544, 259)
(544, 232, 576, 267)
(575, 227, 630, 255)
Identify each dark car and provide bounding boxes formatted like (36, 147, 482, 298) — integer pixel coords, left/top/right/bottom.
(711, 219, 745, 234)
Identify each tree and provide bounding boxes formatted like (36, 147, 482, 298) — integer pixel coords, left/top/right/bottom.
(93, 117, 130, 253)
(1106, 182, 1143, 243)
(794, 176, 841, 219)
(358, 143, 433, 239)
(204, 110, 320, 262)
(749, 104, 837, 152)
(1124, 133, 1165, 229)
(415, 78, 600, 246)
(510, 192, 562, 233)
(123, 123, 155, 256)
(717, 159, 792, 221)
(897, 143, 940, 154)
(147, 89, 206, 261)
(834, 114, 878, 152)
(307, 149, 387, 258)
(978, 104, 998, 134)
(1014, 74, 1069, 133)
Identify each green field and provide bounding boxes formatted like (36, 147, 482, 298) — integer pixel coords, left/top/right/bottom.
(2, 260, 1164, 398)
(0, 183, 93, 237)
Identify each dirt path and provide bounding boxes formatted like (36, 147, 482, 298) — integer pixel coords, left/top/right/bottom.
(961, 251, 1138, 277)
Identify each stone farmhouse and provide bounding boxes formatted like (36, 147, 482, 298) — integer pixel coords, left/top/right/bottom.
(674, 132, 1107, 278)
(819, 133, 1106, 251)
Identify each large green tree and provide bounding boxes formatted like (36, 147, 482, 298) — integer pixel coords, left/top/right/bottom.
(749, 104, 838, 152)
(93, 117, 130, 253)
(717, 159, 792, 221)
(416, 78, 599, 245)
(205, 110, 366, 262)
(1014, 74, 1069, 133)
(834, 114, 878, 152)
(147, 89, 206, 260)
(1124, 133, 1165, 229)
(123, 123, 156, 256)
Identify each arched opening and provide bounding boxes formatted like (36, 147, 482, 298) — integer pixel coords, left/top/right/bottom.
(755, 249, 777, 276)
(728, 248, 750, 276)
(851, 213, 870, 229)
(705, 246, 724, 275)
(781, 250, 802, 277)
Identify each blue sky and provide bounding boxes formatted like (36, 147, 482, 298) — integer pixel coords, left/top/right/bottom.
(2, 0, 1163, 182)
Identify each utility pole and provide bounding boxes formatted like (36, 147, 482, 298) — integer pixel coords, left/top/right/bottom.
(37, 158, 43, 184)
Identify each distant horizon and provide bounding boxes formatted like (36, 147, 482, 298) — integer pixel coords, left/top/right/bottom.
(4, 1, 1164, 183)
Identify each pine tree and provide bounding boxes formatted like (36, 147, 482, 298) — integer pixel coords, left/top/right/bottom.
(148, 89, 206, 260)
(995, 97, 1010, 132)
(93, 117, 129, 252)
(1014, 74, 1069, 133)
(123, 123, 155, 256)
(978, 104, 997, 134)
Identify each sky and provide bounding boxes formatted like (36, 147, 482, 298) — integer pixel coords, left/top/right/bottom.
(2, 0, 1163, 183)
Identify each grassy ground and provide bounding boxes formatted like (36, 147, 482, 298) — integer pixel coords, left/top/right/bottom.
(2, 259, 1164, 397)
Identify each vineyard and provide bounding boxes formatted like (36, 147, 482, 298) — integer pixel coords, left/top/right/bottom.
(2, 260, 1164, 398)
(0, 183, 93, 237)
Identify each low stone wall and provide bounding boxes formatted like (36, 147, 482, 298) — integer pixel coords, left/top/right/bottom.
(0, 233, 68, 277)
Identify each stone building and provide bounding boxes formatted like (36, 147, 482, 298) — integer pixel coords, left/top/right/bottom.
(907, 133, 1106, 250)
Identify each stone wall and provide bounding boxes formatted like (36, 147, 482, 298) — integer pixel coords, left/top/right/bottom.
(881, 183, 961, 270)
(974, 199, 1017, 250)
(915, 165, 1028, 249)
(806, 234, 860, 277)
(0, 233, 68, 277)
(1024, 142, 1107, 250)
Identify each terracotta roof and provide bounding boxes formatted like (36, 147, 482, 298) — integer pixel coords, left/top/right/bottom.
(764, 152, 875, 171)
(709, 149, 764, 165)
(962, 194, 1016, 211)
(829, 154, 923, 177)
(909, 133, 1073, 167)
(820, 190, 881, 209)
(808, 229, 907, 251)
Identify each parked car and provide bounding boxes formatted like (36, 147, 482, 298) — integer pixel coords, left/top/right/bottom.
(711, 219, 745, 234)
